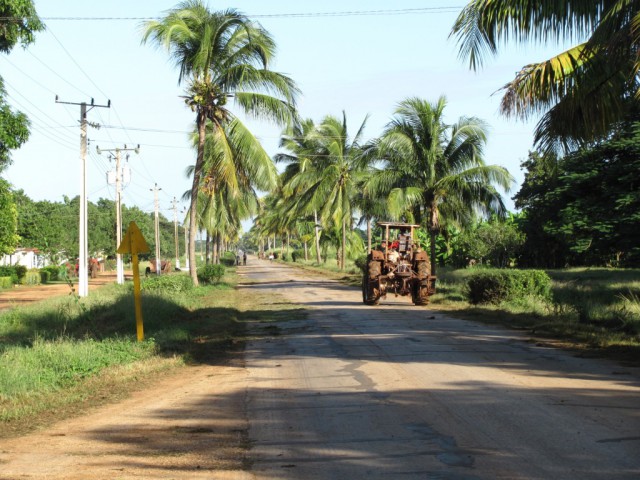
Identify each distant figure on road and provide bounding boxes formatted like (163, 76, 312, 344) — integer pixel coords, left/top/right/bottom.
(268, 253, 274, 261)
(243, 252, 247, 265)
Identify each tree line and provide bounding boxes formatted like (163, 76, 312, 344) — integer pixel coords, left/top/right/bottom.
(12, 190, 182, 264)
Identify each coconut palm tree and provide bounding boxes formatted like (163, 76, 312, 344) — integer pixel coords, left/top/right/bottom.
(286, 113, 369, 270)
(450, 0, 640, 153)
(142, 1, 298, 285)
(275, 119, 325, 263)
(369, 96, 513, 274)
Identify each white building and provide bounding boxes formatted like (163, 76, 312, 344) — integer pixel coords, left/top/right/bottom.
(0, 248, 46, 269)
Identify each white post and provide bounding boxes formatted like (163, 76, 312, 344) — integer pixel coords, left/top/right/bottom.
(115, 148, 124, 284)
(78, 102, 88, 297)
(152, 183, 162, 275)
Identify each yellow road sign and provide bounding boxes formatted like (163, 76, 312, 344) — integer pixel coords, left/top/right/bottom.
(116, 221, 148, 341)
(117, 221, 150, 254)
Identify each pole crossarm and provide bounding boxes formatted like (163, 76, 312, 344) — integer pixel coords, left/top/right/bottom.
(96, 144, 140, 285)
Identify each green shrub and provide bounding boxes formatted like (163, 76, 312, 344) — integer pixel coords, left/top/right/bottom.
(0, 266, 19, 284)
(140, 274, 193, 294)
(40, 265, 60, 282)
(21, 269, 41, 285)
(354, 255, 368, 272)
(40, 270, 51, 284)
(220, 252, 236, 267)
(467, 269, 552, 305)
(197, 264, 225, 284)
(291, 249, 304, 262)
(0, 276, 12, 289)
(13, 265, 27, 281)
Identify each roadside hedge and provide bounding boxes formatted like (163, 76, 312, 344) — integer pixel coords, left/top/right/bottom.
(0, 265, 27, 284)
(467, 269, 552, 305)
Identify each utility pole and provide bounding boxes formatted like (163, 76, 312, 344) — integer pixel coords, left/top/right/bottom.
(182, 207, 189, 270)
(172, 197, 180, 270)
(151, 183, 162, 275)
(56, 96, 110, 297)
(97, 144, 140, 284)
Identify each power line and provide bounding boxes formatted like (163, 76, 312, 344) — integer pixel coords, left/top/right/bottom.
(0, 7, 463, 22)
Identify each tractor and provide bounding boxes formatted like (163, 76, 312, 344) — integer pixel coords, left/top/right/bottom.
(362, 222, 436, 306)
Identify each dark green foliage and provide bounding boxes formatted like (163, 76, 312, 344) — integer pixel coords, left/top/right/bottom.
(0, 178, 19, 253)
(39, 270, 50, 284)
(40, 265, 60, 281)
(197, 264, 225, 284)
(140, 274, 193, 294)
(0, 265, 25, 284)
(354, 254, 368, 272)
(515, 119, 640, 267)
(467, 269, 552, 304)
(291, 249, 304, 262)
(220, 251, 236, 267)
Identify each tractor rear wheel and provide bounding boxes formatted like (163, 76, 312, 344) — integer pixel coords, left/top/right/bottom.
(412, 260, 430, 306)
(362, 260, 381, 305)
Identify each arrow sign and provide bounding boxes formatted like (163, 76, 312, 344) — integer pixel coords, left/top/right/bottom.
(117, 221, 149, 341)
(117, 221, 150, 254)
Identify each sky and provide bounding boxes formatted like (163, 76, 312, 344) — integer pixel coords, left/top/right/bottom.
(2, 0, 572, 230)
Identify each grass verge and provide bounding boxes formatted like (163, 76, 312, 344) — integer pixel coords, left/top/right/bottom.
(0, 269, 304, 438)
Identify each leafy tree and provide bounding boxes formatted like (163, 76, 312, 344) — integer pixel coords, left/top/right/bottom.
(368, 96, 513, 274)
(142, 1, 298, 285)
(515, 120, 640, 267)
(454, 216, 525, 268)
(0, 178, 19, 254)
(0, 0, 44, 170)
(451, 1, 640, 153)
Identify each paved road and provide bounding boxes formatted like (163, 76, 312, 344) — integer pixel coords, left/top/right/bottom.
(240, 260, 640, 479)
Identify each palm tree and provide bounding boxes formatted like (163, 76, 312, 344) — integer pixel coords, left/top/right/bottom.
(286, 113, 369, 270)
(142, 1, 298, 285)
(369, 96, 513, 274)
(275, 119, 324, 264)
(450, 1, 640, 153)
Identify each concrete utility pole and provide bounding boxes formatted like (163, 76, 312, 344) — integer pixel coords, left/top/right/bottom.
(97, 144, 139, 284)
(56, 96, 110, 297)
(172, 197, 180, 270)
(151, 183, 162, 275)
(182, 207, 189, 270)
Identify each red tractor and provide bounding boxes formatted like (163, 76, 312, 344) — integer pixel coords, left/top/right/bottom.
(362, 222, 436, 306)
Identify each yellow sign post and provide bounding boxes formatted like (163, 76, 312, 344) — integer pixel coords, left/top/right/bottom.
(117, 221, 150, 341)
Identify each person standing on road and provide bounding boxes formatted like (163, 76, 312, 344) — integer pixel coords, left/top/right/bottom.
(243, 252, 247, 265)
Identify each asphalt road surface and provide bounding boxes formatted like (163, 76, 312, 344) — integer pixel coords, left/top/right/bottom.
(240, 259, 640, 479)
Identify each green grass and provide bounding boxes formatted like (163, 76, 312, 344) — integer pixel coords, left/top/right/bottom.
(0, 267, 304, 437)
(431, 267, 640, 363)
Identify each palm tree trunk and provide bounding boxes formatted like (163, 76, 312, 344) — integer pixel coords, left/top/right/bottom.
(341, 217, 346, 270)
(314, 210, 321, 264)
(367, 217, 371, 253)
(188, 111, 207, 286)
(205, 232, 210, 265)
(304, 241, 308, 261)
(430, 230, 437, 276)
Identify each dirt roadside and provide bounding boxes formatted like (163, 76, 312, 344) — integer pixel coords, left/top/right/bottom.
(0, 272, 254, 479)
(0, 272, 119, 311)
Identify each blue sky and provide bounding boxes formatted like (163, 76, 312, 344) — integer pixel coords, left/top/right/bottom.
(3, 1, 570, 228)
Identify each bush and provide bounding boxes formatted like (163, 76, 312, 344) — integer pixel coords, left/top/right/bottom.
(197, 264, 225, 284)
(0, 265, 27, 284)
(220, 252, 236, 267)
(354, 255, 368, 272)
(40, 270, 51, 284)
(140, 274, 193, 294)
(0, 276, 12, 289)
(40, 265, 60, 282)
(467, 269, 552, 305)
(21, 269, 41, 285)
